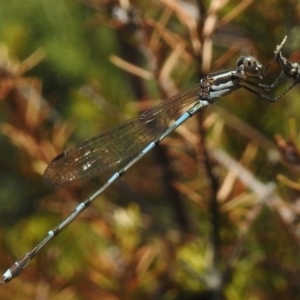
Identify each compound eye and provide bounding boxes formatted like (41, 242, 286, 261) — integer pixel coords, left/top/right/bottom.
(236, 56, 246, 67)
(243, 56, 262, 73)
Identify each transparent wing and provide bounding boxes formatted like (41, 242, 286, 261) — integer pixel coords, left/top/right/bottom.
(44, 86, 201, 187)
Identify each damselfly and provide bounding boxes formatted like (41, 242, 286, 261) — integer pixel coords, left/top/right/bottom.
(1, 36, 298, 284)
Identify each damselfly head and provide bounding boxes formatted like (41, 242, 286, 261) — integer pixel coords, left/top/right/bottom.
(236, 56, 263, 77)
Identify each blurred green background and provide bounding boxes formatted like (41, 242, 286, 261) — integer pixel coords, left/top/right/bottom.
(0, 0, 300, 299)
